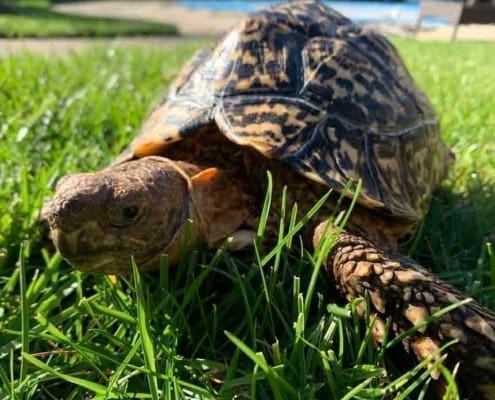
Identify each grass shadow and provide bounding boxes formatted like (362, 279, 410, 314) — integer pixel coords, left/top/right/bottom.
(410, 175, 495, 306)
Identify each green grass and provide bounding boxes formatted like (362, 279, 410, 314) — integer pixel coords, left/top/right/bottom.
(0, 38, 494, 399)
(0, 1, 178, 38)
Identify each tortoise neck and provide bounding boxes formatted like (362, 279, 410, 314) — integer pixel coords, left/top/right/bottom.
(345, 205, 418, 250)
(184, 165, 257, 247)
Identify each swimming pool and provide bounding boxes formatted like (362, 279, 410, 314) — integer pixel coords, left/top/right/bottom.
(179, 1, 448, 26)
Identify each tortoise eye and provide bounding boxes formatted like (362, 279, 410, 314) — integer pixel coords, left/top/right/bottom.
(121, 205, 139, 221)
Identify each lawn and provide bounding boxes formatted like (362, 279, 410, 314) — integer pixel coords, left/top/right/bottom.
(0, 38, 494, 399)
(0, 1, 178, 38)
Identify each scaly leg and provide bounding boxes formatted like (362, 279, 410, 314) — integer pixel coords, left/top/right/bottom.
(313, 222, 495, 399)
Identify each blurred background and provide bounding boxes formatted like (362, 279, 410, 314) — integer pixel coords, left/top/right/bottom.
(0, 0, 494, 54)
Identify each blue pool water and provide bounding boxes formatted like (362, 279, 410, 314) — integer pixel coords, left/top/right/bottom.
(179, 1, 449, 26)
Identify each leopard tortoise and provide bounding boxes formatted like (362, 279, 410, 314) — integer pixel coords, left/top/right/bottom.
(43, 1, 495, 397)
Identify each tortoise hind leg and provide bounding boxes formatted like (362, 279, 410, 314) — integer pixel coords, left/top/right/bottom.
(313, 221, 495, 399)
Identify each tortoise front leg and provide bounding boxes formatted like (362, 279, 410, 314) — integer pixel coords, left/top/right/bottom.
(313, 221, 495, 399)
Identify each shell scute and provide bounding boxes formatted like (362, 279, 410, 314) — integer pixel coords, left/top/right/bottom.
(216, 96, 324, 154)
(131, 100, 211, 157)
(280, 115, 382, 208)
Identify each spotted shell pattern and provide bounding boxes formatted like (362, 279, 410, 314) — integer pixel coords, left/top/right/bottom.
(129, 0, 451, 221)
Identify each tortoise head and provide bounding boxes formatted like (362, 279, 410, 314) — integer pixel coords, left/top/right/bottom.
(42, 156, 198, 274)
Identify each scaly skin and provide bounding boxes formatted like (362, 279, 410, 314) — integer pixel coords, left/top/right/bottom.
(313, 223, 495, 399)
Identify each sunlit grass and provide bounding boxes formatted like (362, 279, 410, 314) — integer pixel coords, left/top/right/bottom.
(0, 2, 178, 38)
(1, 38, 494, 398)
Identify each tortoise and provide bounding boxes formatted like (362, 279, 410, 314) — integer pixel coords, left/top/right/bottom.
(42, 1, 495, 397)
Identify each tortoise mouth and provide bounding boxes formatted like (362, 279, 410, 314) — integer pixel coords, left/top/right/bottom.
(67, 255, 120, 274)
(49, 225, 145, 274)
(64, 250, 163, 274)
(52, 224, 177, 274)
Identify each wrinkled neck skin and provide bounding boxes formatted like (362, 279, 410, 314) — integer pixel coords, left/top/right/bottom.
(345, 206, 416, 250)
(152, 160, 255, 266)
(43, 156, 254, 275)
(312, 204, 418, 262)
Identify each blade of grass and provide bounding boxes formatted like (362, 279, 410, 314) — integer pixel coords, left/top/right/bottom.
(105, 333, 141, 398)
(19, 242, 29, 384)
(386, 298, 472, 350)
(256, 171, 273, 240)
(23, 352, 113, 396)
(261, 188, 333, 268)
(305, 180, 362, 318)
(132, 258, 159, 400)
(224, 330, 297, 398)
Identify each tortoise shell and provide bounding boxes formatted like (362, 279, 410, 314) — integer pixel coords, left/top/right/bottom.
(127, 0, 451, 221)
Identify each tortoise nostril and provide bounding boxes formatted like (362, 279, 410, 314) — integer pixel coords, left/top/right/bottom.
(61, 198, 81, 214)
(44, 196, 89, 232)
(45, 173, 111, 232)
